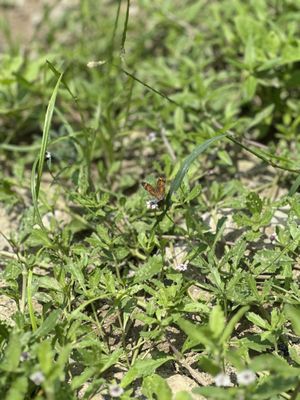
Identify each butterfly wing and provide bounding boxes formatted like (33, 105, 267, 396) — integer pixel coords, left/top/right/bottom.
(142, 177, 166, 201)
(156, 177, 166, 201)
(142, 182, 158, 198)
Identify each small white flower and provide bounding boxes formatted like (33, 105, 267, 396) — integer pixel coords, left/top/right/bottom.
(214, 372, 231, 387)
(30, 371, 45, 385)
(147, 131, 157, 142)
(109, 384, 124, 398)
(174, 261, 189, 271)
(146, 199, 159, 210)
(45, 151, 51, 161)
(87, 60, 106, 68)
(236, 369, 256, 385)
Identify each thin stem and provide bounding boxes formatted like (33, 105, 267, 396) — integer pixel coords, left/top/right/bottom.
(117, 312, 130, 368)
(27, 269, 37, 331)
(20, 268, 27, 314)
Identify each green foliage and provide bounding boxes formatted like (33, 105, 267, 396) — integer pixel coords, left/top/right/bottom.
(1, 0, 300, 399)
(142, 374, 172, 400)
(122, 357, 173, 388)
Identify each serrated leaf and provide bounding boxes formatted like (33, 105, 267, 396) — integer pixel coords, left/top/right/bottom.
(246, 312, 269, 330)
(1, 332, 21, 372)
(99, 349, 122, 373)
(182, 302, 209, 313)
(185, 185, 202, 202)
(29, 228, 53, 247)
(96, 225, 111, 245)
(134, 256, 162, 283)
(37, 340, 53, 374)
(5, 376, 28, 400)
(209, 305, 225, 338)
(142, 374, 172, 400)
(34, 309, 62, 338)
(284, 304, 300, 336)
(37, 276, 62, 292)
(121, 357, 173, 388)
(67, 262, 86, 291)
(177, 318, 214, 349)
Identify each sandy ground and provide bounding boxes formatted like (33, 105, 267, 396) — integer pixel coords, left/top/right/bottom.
(0, 0, 78, 51)
(0, 0, 43, 50)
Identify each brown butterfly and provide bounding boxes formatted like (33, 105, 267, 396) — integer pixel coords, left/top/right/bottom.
(142, 176, 166, 201)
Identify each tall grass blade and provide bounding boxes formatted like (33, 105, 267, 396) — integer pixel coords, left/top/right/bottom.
(166, 131, 230, 204)
(121, 0, 130, 56)
(31, 72, 63, 229)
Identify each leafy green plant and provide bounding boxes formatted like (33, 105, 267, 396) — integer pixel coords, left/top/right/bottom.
(2, 1, 300, 399)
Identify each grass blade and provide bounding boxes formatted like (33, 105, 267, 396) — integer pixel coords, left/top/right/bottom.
(36, 72, 63, 195)
(166, 130, 230, 204)
(121, 0, 130, 56)
(31, 72, 63, 229)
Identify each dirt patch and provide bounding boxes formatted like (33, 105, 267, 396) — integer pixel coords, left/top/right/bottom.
(0, 0, 78, 50)
(0, 294, 17, 325)
(0, 0, 42, 49)
(166, 374, 208, 400)
(0, 207, 19, 253)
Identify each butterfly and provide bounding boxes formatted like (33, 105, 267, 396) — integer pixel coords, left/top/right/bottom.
(142, 176, 166, 202)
